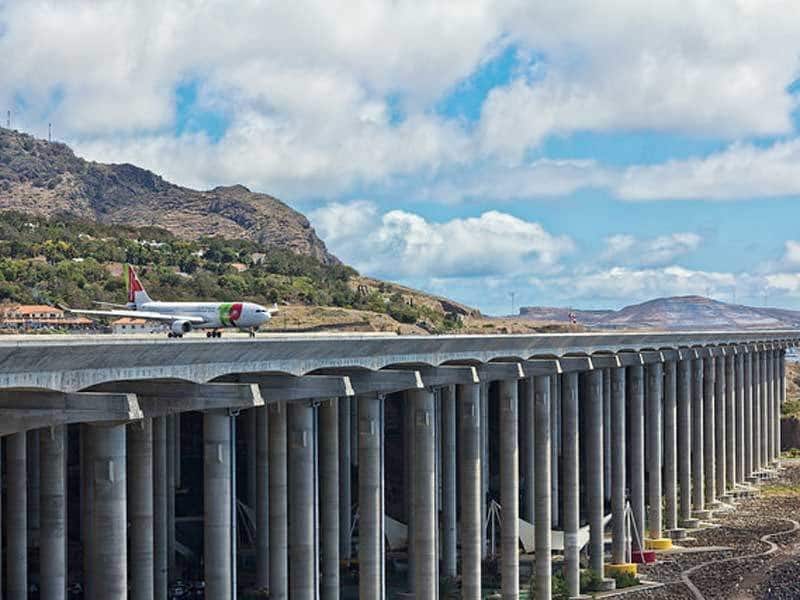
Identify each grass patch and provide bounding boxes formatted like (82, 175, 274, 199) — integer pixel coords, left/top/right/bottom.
(782, 399, 800, 418)
(760, 483, 800, 497)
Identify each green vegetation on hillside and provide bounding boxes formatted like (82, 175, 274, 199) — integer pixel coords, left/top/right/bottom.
(0, 212, 461, 331)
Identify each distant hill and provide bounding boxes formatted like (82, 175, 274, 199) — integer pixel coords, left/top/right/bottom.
(0, 127, 337, 264)
(518, 306, 614, 323)
(519, 295, 800, 330)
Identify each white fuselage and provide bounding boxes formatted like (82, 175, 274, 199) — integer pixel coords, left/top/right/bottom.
(138, 301, 271, 330)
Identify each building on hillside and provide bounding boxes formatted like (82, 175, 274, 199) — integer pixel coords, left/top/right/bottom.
(0, 304, 94, 332)
(111, 317, 162, 334)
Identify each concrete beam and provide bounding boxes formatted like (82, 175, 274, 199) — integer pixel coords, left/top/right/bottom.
(476, 362, 525, 381)
(230, 374, 354, 401)
(520, 358, 562, 377)
(640, 350, 664, 364)
(93, 381, 263, 416)
(344, 370, 423, 395)
(618, 352, 644, 367)
(559, 356, 594, 372)
(396, 365, 479, 387)
(590, 354, 622, 369)
(0, 390, 142, 435)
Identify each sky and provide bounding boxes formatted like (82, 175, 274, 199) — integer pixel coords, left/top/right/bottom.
(3, 1, 800, 315)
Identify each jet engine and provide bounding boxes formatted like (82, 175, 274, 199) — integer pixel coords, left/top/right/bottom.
(170, 320, 192, 335)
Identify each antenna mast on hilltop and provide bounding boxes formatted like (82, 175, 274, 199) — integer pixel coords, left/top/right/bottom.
(6, 110, 9, 128)
(48, 123, 52, 142)
(509, 291, 516, 316)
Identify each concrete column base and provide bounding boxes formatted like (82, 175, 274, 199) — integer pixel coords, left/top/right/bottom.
(667, 528, 687, 541)
(593, 578, 617, 592)
(645, 538, 673, 551)
(692, 509, 712, 521)
(680, 517, 700, 529)
(605, 563, 638, 578)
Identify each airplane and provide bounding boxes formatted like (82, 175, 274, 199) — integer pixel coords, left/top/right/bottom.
(63, 265, 277, 338)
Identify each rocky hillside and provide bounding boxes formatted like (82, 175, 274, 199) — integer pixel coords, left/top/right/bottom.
(0, 127, 337, 264)
(520, 295, 800, 330)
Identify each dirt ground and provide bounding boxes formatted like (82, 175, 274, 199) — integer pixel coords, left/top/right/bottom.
(616, 460, 800, 600)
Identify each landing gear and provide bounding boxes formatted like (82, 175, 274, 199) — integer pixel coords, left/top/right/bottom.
(206, 330, 222, 338)
(248, 328, 256, 338)
(167, 332, 183, 339)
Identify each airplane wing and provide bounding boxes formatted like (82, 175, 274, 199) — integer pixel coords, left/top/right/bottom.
(62, 306, 206, 324)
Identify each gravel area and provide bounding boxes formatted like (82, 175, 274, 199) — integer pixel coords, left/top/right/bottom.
(610, 461, 800, 600)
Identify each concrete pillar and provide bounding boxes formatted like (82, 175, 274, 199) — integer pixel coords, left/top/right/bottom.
(174, 412, 181, 490)
(753, 350, 762, 473)
(533, 376, 552, 599)
(664, 360, 678, 532)
(80, 425, 94, 600)
(153, 416, 168, 600)
(351, 396, 358, 468)
(480, 381, 490, 557)
(691, 357, 706, 515)
(405, 392, 416, 589)
(359, 394, 383, 599)
(628, 365, 646, 545)
(603, 369, 612, 504)
(459, 382, 482, 600)
(441, 384, 457, 579)
(761, 350, 768, 465)
(551, 375, 560, 528)
(90, 424, 128, 599)
(610, 367, 627, 564)
(288, 402, 316, 600)
(562, 371, 581, 598)
(703, 356, 716, 507)
(646, 362, 666, 544)
(204, 410, 232, 600)
(521, 379, 535, 523)
(584, 369, 609, 576)
(714, 354, 726, 499)
(7, 431, 27, 600)
(245, 409, 257, 511)
(725, 353, 736, 490)
(166, 414, 176, 580)
(40, 426, 66, 600)
(128, 419, 154, 600)
(779, 350, 785, 458)
(319, 399, 340, 600)
(768, 349, 776, 463)
(736, 352, 746, 485)
(338, 396, 352, 560)
(677, 359, 694, 526)
(255, 406, 269, 589)
(744, 352, 754, 479)
(28, 429, 40, 548)
(269, 402, 288, 600)
(411, 388, 436, 600)
(499, 379, 519, 600)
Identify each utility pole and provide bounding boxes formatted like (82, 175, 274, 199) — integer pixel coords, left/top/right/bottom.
(509, 291, 516, 316)
(6, 110, 9, 128)
(48, 123, 52, 142)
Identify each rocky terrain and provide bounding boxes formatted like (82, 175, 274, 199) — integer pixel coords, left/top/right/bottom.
(520, 296, 800, 331)
(618, 461, 800, 600)
(0, 127, 336, 264)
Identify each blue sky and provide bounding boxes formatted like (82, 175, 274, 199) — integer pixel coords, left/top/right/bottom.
(3, 2, 800, 314)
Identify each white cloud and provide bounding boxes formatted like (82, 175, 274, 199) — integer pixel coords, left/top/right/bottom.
(782, 241, 800, 268)
(310, 202, 574, 280)
(617, 140, 800, 200)
(600, 233, 703, 267)
(4, 1, 800, 199)
(483, 2, 800, 158)
(535, 265, 738, 305)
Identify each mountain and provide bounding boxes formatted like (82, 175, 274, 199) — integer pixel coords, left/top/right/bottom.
(0, 127, 337, 264)
(520, 295, 800, 330)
